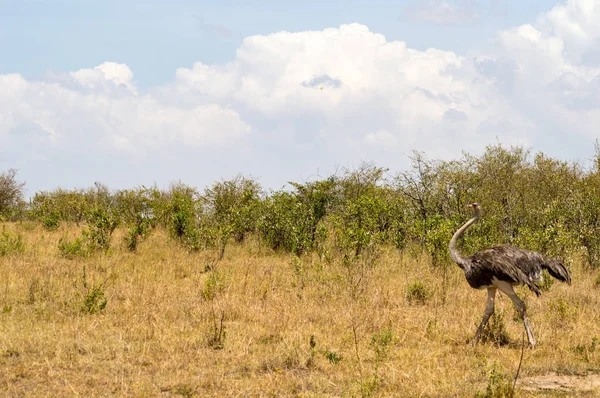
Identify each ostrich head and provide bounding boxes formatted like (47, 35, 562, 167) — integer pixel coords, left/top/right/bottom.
(467, 202, 482, 219)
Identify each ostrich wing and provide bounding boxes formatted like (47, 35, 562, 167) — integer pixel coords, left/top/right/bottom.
(469, 245, 552, 296)
(539, 255, 572, 285)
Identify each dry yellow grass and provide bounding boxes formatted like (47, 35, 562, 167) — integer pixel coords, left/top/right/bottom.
(1, 222, 600, 397)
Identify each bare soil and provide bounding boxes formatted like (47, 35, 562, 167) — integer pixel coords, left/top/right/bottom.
(519, 372, 600, 396)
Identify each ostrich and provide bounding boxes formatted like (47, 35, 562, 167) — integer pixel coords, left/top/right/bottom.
(449, 202, 571, 347)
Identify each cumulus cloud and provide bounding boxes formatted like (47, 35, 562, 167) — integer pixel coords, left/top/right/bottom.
(162, 22, 531, 163)
(3, 0, 600, 193)
(487, 0, 600, 146)
(0, 63, 251, 156)
(70, 62, 137, 93)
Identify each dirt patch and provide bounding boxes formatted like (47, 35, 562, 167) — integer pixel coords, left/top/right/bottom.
(519, 372, 600, 394)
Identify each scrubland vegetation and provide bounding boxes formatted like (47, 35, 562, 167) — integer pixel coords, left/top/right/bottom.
(2, 143, 600, 396)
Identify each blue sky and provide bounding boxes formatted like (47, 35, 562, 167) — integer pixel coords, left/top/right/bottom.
(1, 0, 553, 87)
(0, 0, 598, 196)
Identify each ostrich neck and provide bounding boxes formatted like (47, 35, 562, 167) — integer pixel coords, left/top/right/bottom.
(449, 215, 479, 272)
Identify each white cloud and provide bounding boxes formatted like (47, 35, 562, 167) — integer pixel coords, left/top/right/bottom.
(70, 62, 137, 93)
(0, 67, 251, 159)
(486, 0, 600, 145)
(4, 0, 600, 194)
(164, 22, 532, 163)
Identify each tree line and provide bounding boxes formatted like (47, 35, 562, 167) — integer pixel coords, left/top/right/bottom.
(1, 143, 600, 268)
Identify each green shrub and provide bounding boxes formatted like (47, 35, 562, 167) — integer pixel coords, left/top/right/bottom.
(480, 311, 510, 346)
(84, 207, 119, 252)
(323, 349, 343, 365)
(0, 227, 24, 256)
(258, 177, 337, 255)
(475, 363, 514, 398)
(124, 215, 152, 252)
(82, 285, 107, 314)
(58, 235, 87, 259)
(202, 175, 262, 244)
(165, 183, 204, 251)
(406, 280, 432, 305)
(80, 265, 109, 314)
(0, 169, 26, 220)
(42, 212, 60, 230)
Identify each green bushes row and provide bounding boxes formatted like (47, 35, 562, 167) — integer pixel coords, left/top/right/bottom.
(3, 143, 600, 266)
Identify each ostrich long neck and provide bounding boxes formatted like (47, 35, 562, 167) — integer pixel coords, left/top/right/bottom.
(449, 214, 479, 272)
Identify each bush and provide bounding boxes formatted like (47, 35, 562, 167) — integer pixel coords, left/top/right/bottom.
(80, 265, 109, 314)
(0, 169, 26, 220)
(323, 349, 343, 365)
(330, 194, 389, 262)
(480, 311, 511, 346)
(58, 236, 87, 259)
(202, 175, 262, 243)
(42, 212, 61, 230)
(166, 183, 202, 251)
(124, 215, 152, 252)
(0, 227, 24, 256)
(257, 178, 337, 255)
(84, 207, 119, 252)
(29, 188, 88, 225)
(405, 280, 432, 305)
(475, 363, 514, 398)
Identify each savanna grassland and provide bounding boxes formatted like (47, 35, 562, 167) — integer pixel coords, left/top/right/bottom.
(1, 224, 599, 397)
(2, 144, 600, 397)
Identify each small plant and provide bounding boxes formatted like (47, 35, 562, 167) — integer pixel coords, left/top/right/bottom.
(124, 227, 141, 252)
(201, 261, 227, 350)
(370, 326, 395, 362)
(574, 337, 599, 362)
(82, 286, 108, 314)
(42, 212, 60, 230)
(356, 324, 396, 397)
(405, 280, 432, 305)
(549, 298, 577, 321)
(202, 271, 225, 301)
(480, 311, 511, 346)
(323, 349, 343, 365)
(291, 256, 306, 298)
(58, 235, 87, 259)
(475, 363, 514, 398)
(358, 376, 380, 398)
(0, 227, 24, 256)
(80, 265, 108, 314)
(124, 215, 152, 252)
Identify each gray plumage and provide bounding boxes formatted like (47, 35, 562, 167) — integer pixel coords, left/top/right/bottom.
(466, 245, 571, 295)
(449, 202, 572, 347)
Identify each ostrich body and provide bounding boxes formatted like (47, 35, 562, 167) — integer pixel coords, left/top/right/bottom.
(449, 203, 571, 347)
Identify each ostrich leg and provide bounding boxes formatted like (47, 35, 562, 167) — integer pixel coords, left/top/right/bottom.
(473, 287, 497, 344)
(497, 281, 536, 347)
